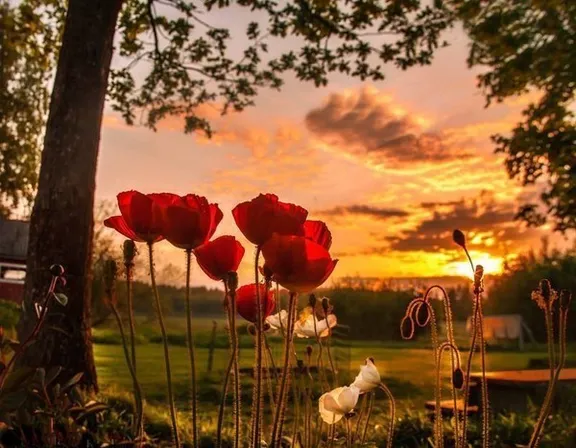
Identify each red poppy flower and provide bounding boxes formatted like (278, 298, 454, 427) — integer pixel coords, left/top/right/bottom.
(235, 283, 276, 323)
(261, 234, 338, 293)
(161, 194, 223, 250)
(104, 190, 179, 243)
(194, 236, 245, 281)
(232, 193, 308, 246)
(304, 220, 332, 250)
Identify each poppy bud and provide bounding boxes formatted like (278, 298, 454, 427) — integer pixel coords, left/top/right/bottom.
(321, 297, 330, 314)
(308, 294, 317, 308)
(452, 368, 464, 390)
(50, 264, 65, 277)
(123, 240, 137, 266)
(297, 359, 305, 373)
(400, 316, 414, 340)
(539, 279, 552, 302)
(559, 290, 572, 309)
(473, 265, 484, 293)
(247, 324, 257, 336)
(227, 271, 239, 292)
(452, 229, 466, 248)
(306, 345, 313, 357)
(415, 302, 431, 327)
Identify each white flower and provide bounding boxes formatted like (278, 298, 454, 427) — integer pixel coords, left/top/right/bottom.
(265, 310, 288, 331)
(319, 385, 360, 424)
(351, 358, 381, 393)
(294, 313, 337, 338)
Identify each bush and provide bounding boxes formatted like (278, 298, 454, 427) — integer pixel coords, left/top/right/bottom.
(0, 299, 20, 330)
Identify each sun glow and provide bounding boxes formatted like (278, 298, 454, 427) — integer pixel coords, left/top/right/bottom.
(451, 253, 504, 279)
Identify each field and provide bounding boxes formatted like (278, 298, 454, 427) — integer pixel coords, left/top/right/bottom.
(94, 316, 575, 410)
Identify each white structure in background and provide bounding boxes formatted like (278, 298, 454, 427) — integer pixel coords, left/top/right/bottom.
(466, 314, 536, 350)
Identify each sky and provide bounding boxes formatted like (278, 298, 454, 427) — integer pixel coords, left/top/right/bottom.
(95, 16, 571, 289)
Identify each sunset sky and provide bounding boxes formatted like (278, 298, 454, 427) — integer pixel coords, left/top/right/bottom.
(95, 18, 567, 288)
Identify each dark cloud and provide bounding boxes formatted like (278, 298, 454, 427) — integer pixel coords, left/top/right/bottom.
(387, 198, 539, 253)
(317, 204, 409, 220)
(305, 88, 471, 166)
(420, 200, 464, 209)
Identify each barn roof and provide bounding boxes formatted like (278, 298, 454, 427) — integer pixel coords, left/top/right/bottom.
(0, 219, 29, 262)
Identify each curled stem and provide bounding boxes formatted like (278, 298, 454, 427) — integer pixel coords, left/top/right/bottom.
(217, 284, 233, 448)
(360, 391, 374, 444)
(378, 383, 396, 448)
(147, 243, 179, 447)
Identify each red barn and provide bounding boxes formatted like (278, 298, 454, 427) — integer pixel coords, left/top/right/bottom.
(0, 219, 29, 304)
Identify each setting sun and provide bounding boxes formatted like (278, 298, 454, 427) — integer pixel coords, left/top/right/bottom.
(450, 253, 505, 279)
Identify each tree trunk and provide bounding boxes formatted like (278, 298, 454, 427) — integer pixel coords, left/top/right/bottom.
(18, 0, 123, 391)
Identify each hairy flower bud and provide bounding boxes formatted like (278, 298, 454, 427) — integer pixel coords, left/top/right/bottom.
(539, 279, 552, 302)
(297, 359, 305, 373)
(306, 345, 313, 357)
(452, 229, 466, 248)
(308, 294, 317, 308)
(226, 271, 239, 292)
(559, 289, 572, 309)
(123, 240, 137, 266)
(247, 323, 257, 336)
(473, 265, 484, 294)
(452, 367, 464, 390)
(49, 264, 65, 277)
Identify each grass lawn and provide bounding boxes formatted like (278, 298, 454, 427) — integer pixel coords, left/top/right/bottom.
(94, 340, 574, 410)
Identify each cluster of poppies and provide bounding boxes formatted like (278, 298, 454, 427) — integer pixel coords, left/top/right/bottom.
(104, 190, 338, 322)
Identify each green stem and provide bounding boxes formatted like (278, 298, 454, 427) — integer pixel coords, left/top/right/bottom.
(360, 391, 374, 444)
(379, 383, 396, 448)
(148, 243, 180, 447)
(345, 417, 352, 448)
(185, 250, 198, 448)
(271, 292, 297, 446)
(252, 246, 264, 447)
(230, 286, 242, 447)
(476, 296, 490, 448)
(460, 293, 480, 447)
(217, 284, 233, 448)
(528, 305, 568, 448)
(111, 303, 144, 444)
(125, 263, 143, 445)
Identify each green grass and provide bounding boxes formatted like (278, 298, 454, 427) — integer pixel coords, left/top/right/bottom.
(94, 338, 575, 409)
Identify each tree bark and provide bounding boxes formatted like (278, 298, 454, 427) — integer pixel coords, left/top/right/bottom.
(18, 0, 123, 391)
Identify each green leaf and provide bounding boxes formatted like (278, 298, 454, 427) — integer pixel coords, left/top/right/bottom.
(35, 368, 46, 387)
(0, 367, 35, 393)
(0, 390, 28, 410)
(46, 366, 62, 386)
(53, 293, 68, 306)
(62, 372, 83, 391)
(74, 402, 108, 423)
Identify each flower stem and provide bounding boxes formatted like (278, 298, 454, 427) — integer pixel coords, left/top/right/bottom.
(110, 302, 144, 445)
(345, 417, 352, 448)
(147, 243, 180, 447)
(125, 262, 143, 444)
(379, 383, 396, 448)
(360, 391, 374, 444)
(271, 292, 297, 446)
(476, 295, 490, 448)
(230, 283, 242, 447)
(528, 304, 568, 448)
(0, 275, 58, 391)
(251, 246, 264, 447)
(217, 284, 233, 448)
(185, 250, 198, 448)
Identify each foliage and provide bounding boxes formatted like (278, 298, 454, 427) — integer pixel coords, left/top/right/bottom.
(0, 300, 20, 330)
(0, 0, 64, 216)
(110, 0, 454, 136)
(451, 0, 576, 232)
(486, 244, 576, 342)
(0, 366, 110, 447)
